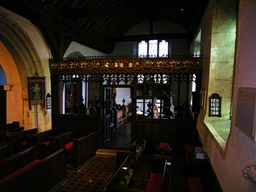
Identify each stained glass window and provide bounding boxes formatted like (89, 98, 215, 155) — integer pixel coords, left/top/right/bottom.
(149, 40, 158, 58)
(159, 40, 168, 57)
(138, 40, 168, 57)
(138, 40, 147, 58)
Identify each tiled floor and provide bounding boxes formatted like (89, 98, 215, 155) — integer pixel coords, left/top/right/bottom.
(54, 155, 117, 192)
(53, 122, 133, 192)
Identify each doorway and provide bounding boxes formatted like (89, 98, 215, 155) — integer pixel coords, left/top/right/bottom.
(102, 86, 132, 149)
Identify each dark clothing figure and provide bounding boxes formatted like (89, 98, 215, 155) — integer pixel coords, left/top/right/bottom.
(73, 99, 85, 114)
(73, 102, 78, 114)
(147, 101, 153, 117)
(79, 102, 85, 114)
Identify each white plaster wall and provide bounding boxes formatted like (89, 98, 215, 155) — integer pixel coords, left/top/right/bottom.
(116, 88, 131, 106)
(64, 42, 107, 57)
(111, 19, 190, 56)
(229, 0, 256, 191)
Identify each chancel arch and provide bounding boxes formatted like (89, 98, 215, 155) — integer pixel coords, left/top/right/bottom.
(0, 10, 50, 130)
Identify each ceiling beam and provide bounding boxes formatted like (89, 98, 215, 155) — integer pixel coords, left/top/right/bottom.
(62, 1, 207, 18)
(107, 33, 193, 42)
(2, 0, 115, 54)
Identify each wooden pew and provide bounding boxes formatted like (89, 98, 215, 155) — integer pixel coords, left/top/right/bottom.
(27, 128, 63, 147)
(146, 155, 172, 192)
(0, 122, 19, 131)
(74, 126, 92, 138)
(5, 128, 38, 153)
(116, 132, 146, 170)
(50, 130, 75, 152)
(155, 141, 173, 156)
(0, 145, 41, 182)
(72, 129, 101, 168)
(0, 127, 24, 146)
(0, 145, 66, 192)
(105, 155, 143, 192)
(130, 132, 146, 169)
(26, 128, 64, 158)
(0, 143, 13, 161)
(106, 153, 172, 192)
(116, 132, 146, 171)
(35, 147, 66, 192)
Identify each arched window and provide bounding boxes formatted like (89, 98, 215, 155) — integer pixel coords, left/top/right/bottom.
(138, 40, 168, 57)
(159, 40, 168, 57)
(138, 41, 147, 58)
(149, 40, 158, 58)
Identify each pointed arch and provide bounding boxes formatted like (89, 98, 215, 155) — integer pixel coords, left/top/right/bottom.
(0, 10, 49, 130)
(0, 12, 44, 91)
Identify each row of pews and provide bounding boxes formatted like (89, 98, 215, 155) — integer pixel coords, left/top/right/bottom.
(0, 121, 101, 192)
(104, 133, 172, 192)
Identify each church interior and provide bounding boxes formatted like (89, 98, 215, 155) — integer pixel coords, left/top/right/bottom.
(0, 0, 256, 191)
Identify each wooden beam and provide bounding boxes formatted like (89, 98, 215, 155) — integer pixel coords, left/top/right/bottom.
(107, 33, 193, 42)
(4, 0, 115, 54)
(62, 1, 208, 18)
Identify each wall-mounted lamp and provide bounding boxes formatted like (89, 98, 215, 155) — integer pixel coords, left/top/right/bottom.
(46, 93, 51, 109)
(209, 93, 222, 117)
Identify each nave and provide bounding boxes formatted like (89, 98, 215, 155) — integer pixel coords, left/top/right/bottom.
(53, 122, 184, 192)
(53, 121, 222, 192)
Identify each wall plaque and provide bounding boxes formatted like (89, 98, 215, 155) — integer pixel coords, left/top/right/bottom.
(236, 87, 256, 141)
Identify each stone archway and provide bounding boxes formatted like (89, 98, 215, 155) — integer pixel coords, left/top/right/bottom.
(0, 10, 50, 130)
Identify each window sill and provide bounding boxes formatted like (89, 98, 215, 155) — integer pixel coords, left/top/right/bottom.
(204, 119, 231, 151)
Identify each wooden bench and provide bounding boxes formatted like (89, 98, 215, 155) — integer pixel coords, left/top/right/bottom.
(74, 127, 91, 138)
(115, 104, 128, 129)
(107, 154, 171, 192)
(27, 128, 63, 147)
(26, 128, 64, 158)
(116, 132, 146, 169)
(72, 129, 101, 168)
(0, 121, 19, 131)
(0, 127, 24, 146)
(155, 142, 173, 156)
(146, 155, 172, 192)
(105, 155, 144, 192)
(184, 144, 194, 166)
(0, 145, 66, 192)
(0, 146, 41, 182)
(5, 128, 38, 153)
(0, 143, 13, 161)
(131, 133, 146, 168)
(50, 130, 75, 152)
